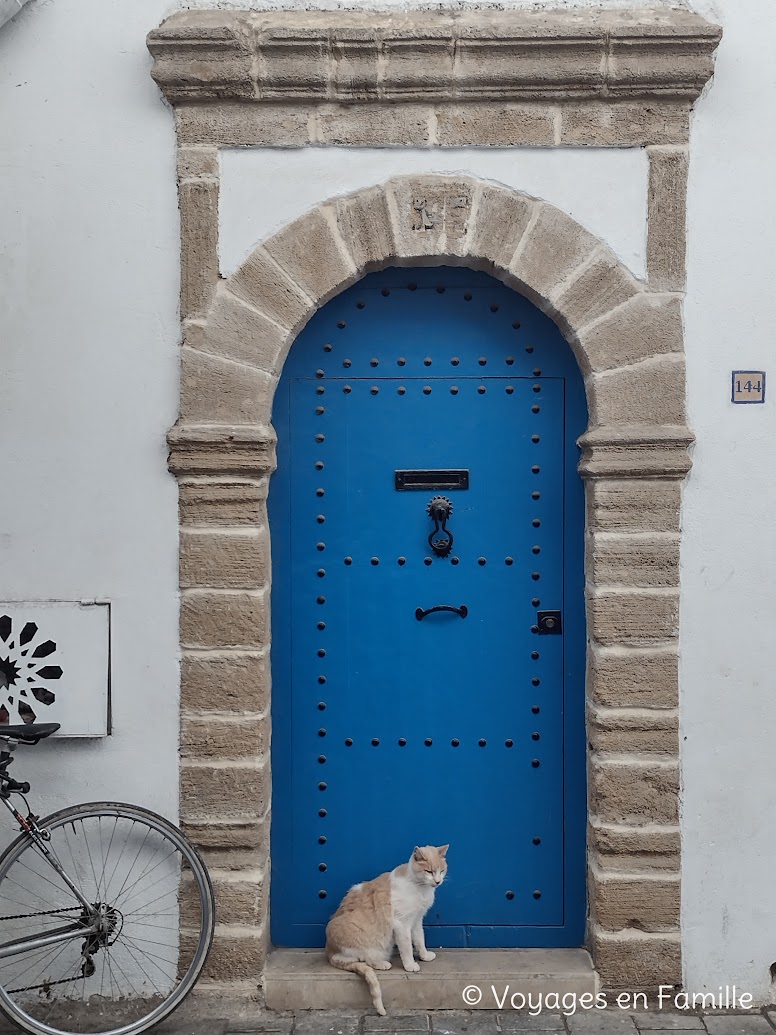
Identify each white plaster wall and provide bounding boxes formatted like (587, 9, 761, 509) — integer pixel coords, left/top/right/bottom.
(680, 0, 776, 1004)
(219, 148, 647, 280)
(3, 0, 776, 1006)
(0, 0, 180, 819)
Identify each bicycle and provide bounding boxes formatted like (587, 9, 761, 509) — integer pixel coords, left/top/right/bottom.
(0, 723, 215, 1035)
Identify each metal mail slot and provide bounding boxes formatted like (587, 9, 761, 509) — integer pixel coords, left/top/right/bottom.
(394, 469, 470, 491)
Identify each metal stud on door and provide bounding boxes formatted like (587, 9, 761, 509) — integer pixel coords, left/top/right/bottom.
(270, 268, 587, 949)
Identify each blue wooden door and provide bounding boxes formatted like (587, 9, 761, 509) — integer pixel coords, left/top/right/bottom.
(270, 268, 586, 948)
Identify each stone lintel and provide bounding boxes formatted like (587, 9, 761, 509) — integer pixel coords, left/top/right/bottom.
(148, 9, 721, 107)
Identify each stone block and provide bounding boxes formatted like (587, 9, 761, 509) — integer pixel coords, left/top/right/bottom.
(179, 479, 268, 526)
(335, 186, 396, 273)
(168, 424, 277, 478)
(179, 181, 219, 319)
(704, 1018, 775, 1035)
(180, 762, 268, 821)
(589, 535, 679, 589)
(647, 147, 688, 292)
(589, 357, 686, 426)
(209, 873, 265, 926)
(589, 647, 678, 709)
(632, 1013, 704, 1029)
(229, 247, 313, 333)
(382, 35, 455, 98)
(176, 102, 310, 146)
(182, 818, 267, 853)
(387, 175, 477, 260)
(589, 927, 680, 988)
(330, 36, 380, 100)
(608, 31, 716, 101)
(560, 102, 690, 147)
(590, 823, 680, 866)
(180, 869, 263, 929)
(202, 286, 290, 374)
(577, 293, 683, 375)
(591, 874, 680, 931)
(364, 1015, 430, 1031)
(181, 715, 268, 760)
(192, 926, 267, 982)
(591, 760, 679, 826)
(554, 251, 640, 337)
(296, 1010, 362, 1035)
(264, 206, 356, 307)
(317, 104, 431, 146)
(199, 849, 267, 875)
(588, 591, 678, 646)
(454, 35, 604, 98)
(149, 19, 255, 102)
(180, 348, 275, 425)
(180, 529, 269, 590)
(428, 1011, 484, 1035)
(181, 650, 270, 712)
(510, 203, 599, 309)
(177, 145, 219, 181)
(180, 591, 268, 649)
(467, 185, 535, 271)
(436, 104, 555, 146)
(578, 426, 693, 481)
(587, 479, 681, 535)
(566, 1012, 637, 1033)
(588, 707, 678, 755)
(498, 1014, 563, 1032)
(259, 32, 329, 98)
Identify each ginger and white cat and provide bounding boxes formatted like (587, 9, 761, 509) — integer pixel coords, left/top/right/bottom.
(325, 844, 449, 1015)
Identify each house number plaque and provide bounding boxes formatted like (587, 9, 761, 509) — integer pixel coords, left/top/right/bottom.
(731, 371, 766, 404)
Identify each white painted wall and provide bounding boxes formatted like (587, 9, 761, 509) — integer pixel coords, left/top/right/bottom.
(219, 148, 647, 280)
(680, 0, 776, 1003)
(0, 0, 180, 818)
(3, 0, 776, 1005)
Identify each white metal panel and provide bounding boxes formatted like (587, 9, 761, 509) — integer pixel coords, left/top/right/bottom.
(0, 602, 109, 737)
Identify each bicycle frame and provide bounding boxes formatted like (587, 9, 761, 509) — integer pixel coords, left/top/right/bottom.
(0, 778, 98, 961)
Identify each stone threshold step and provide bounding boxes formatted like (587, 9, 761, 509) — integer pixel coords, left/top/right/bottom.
(265, 948, 597, 1012)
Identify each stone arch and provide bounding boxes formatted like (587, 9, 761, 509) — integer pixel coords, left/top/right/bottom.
(174, 175, 688, 992)
(182, 175, 687, 439)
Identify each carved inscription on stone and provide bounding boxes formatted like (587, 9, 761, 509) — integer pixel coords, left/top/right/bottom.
(412, 197, 434, 231)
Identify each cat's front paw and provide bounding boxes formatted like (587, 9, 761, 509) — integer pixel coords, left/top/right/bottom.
(373, 961, 392, 970)
(419, 951, 436, 962)
(403, 961, 421, 973)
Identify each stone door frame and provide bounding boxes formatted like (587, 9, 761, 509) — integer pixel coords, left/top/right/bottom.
(148, 7, 721, 997)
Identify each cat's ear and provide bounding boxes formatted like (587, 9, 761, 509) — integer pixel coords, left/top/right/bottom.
(413, 846, 426, 861)
(437, 844, 449, 857)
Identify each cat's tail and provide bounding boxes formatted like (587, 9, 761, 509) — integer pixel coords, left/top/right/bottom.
(328, 954, 386, 1016)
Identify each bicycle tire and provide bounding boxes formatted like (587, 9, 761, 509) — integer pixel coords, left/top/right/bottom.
(0, 801, 214, 1035)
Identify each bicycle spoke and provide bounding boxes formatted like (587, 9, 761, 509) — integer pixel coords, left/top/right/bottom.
(0, 804, 213, 1035)
(112, 844, 176, 908)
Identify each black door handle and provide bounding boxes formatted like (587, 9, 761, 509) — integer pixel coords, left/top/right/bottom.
(415, 604, 468, 621)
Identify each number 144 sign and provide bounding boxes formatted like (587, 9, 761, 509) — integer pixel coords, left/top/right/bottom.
(732, 371, 766, 404)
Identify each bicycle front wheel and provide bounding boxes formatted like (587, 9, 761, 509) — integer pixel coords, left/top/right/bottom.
(0, 802, 214, 1035)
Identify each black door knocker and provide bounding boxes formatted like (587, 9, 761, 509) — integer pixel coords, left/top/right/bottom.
(427, 496, 454, 558)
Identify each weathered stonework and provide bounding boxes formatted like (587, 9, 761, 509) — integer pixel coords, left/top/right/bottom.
(148, 3, 721, 999)
(148, 10, 721, 110)
(168, 172, 694, 994)
(590, 871, 681, 932)
(648, 146, 690, 291)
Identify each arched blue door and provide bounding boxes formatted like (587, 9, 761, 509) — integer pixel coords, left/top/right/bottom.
(269, 268, 587, 948)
